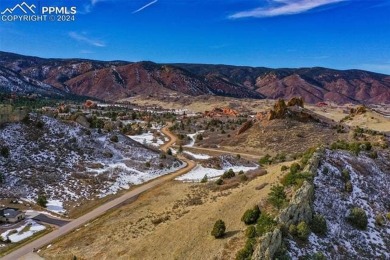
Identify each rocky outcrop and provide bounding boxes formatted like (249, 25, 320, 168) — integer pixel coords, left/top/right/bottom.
(287, 97, 304, 108)
(350, 105, 367, 115)
(236, 120, 253, 135)
(204, 107, 239, 117)
(277, 181, 314, 227)
(252, 149, 323, 260)
(252, 228, 282, 260)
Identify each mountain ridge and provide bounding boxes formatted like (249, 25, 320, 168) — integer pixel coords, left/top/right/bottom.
(0, 51, 389, 104)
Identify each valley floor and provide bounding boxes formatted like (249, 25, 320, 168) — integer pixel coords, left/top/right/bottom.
(39, 162, 289, 260)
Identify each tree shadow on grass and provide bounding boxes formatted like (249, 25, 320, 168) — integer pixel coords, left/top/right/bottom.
(224, 230, 240, 238)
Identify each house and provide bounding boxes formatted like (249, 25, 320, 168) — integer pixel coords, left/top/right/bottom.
(0, 207, 25, 223)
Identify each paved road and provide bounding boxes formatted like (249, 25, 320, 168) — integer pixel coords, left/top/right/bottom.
(32, 214, 70, 227)
(2, 127, 195, 260)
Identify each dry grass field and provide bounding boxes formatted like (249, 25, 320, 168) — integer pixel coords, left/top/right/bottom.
(39, 162, 292, 260)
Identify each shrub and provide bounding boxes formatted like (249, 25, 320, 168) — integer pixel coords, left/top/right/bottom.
(36, 120, 44, 128)
(290, 163, 301, 174)
(238, 170, 244, 175)
(274, 153, 286, 163)
(259, 154, 272, 165)
(311, 214, 327, 235)
(159, 162, 164, 169)
(145, 161, 151, 168)
(312, 252, 327, 260)
(160, 153, 167, 159)
(236, 239, 255, 260)
(0, 172, 4, 184)
(215, 178, 223, 185)
(386, 212, 390, 221)
(200, 175, 208, 183)
(281, 171, 312, 187)
(110, 135, 119, 143)
(211, 219, 226, 238)
(369, 151, 378, 159)
(268, 185, 287, 209)
(245, 226, 257, 238)
(375, 214, 385, 226)
(322, 167, 329, 174)
(296, 221, 311, 241)
(281, 165, 288, 171)
(345, 181, 353, 193)
(167, 148, 173, 156)
(0, 146, 10, 158)
(289, 224, 297, 236)
(37, 194, 47, 208)
(240, 175, 248, 182)
(347, 207, 368, 230)
(241, 206, 261, 225)
(222, 169, 235, 179)
(256, 213, 277, 236)
(300, 147, 316, 166)
(341, 169, 350, 182)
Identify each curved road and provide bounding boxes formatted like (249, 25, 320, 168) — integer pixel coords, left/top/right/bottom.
(3, 126, 195, 260)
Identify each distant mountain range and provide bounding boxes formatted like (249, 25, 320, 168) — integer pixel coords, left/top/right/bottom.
(0, 51, 389, 104)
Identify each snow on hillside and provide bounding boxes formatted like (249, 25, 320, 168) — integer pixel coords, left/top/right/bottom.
(287, 149, 390, 259)
(0, 115, 183, 212)
(128, 131, 165, 147)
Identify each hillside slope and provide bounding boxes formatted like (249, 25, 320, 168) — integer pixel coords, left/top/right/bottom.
(0, 115, 182, 212)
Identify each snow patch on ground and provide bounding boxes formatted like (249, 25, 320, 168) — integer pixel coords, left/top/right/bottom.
(96, 161, 185, 197)
(128, 132, 164, 147)
(0, 220, 46, 243)
(176, 164, 258, 182)
(46, 200, 66, 214)
(183, 151, 211, 160)
(185, 131, 204, 147)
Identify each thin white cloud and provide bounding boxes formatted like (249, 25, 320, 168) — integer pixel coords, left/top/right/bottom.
(82, 0, 108, 14)
(359, 63, 390, 75)
(132, 0, 158, 14)
(69, 32, 106, 47)
(229, 0, 347, 19)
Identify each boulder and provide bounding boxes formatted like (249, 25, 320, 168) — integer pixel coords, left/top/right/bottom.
(287, 97, 304, 108)
(252, 228, 282, 260)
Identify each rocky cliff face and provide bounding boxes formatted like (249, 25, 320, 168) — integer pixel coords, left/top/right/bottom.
(252, 150, 323, 259)
(1, 52, 389, 104)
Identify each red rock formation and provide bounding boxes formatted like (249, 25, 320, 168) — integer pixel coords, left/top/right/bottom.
(287, 97, 304, 108)
(84, 100, 97, 109)
(204, 107, 239, 117)
(237, 120, 253, 135)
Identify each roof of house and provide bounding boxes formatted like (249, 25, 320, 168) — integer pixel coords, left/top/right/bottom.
(0, 208, 23, 218)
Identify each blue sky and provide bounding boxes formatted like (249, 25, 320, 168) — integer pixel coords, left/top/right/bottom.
(1, 0, 390, 75)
